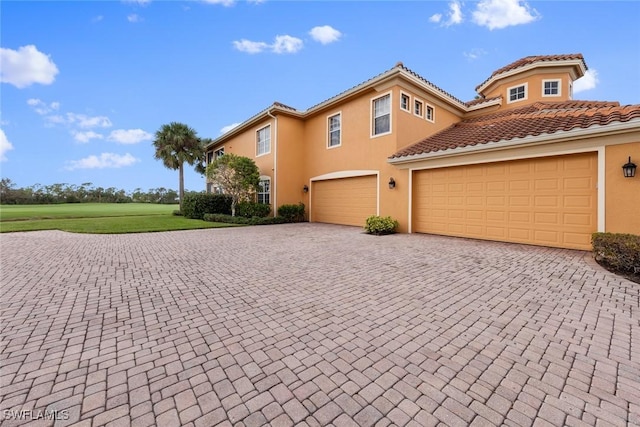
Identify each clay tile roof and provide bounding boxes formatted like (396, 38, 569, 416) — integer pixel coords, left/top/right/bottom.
(273, 101, 297, 111)
(465, 96, 501, 107)
(390, 101, 640, 160)
(476, 54, 586, 92)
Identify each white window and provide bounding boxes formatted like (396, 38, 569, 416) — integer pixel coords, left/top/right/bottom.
(206, 182, 213, 193)
(507, 83, 528, 103)
(206, 151, 214, 164)
(414, 99, 423, 118)
(214, 147, 224, 159)
(256, 125, 271, 156)
(426, 105, 435, 122)
(257, 177, 270, 205)
(542, 79, 561, 97)
(328, 113, 341, 148)
(372, 93, 391, 136)
(400, 92, 410, 112)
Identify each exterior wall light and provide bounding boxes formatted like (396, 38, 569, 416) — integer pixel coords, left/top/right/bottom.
(388, 177, 396, 189)
(623, 156, 637, 178)
(303, 185, 309, 193)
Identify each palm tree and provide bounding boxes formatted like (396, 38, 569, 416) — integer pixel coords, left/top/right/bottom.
(153, 122, 205, 211)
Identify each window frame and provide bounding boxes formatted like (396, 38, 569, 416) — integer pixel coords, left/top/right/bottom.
(327, 112, 342, 149)
(507, 83, 528, 104)
(542, 79, 561, 97)
(214, 147, 225, 159)
(257, 176, 271, 205)
(371, 91, 392, 138)
(414, 98, 424, 118)
(425, 104, 435, 122)
(400, 92, 411, 113)
(256, 125, 271, 157)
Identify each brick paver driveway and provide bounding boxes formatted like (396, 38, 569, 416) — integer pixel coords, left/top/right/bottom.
(1, 224, 639, 427)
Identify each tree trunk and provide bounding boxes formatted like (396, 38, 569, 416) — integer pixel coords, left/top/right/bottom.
(179, 162, 184, 211)
(231, 198, 236, 217)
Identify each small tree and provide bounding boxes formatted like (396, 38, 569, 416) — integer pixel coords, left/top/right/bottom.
(206, 154, 260, 216)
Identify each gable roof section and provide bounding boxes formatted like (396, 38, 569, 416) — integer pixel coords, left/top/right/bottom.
(390, 101, 640, 161)
(475, 54, 587, 95)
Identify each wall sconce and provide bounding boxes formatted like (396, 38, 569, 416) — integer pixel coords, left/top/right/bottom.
(388, 177, 396, 189)
(303, 185, 309, 193)
(622, 156, 637, 178)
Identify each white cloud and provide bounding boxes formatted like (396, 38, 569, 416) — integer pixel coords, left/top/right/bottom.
(27, 98, 60, 115)
(220, 122, 241, 134)
(202, 0, 235, 5)
(107, 129, 152, 144)
(472, 0, 539, 30)
(233, 39, 270, 54)
(122, 0, 151, 4)
(65, 153, 139, 170)
(92, 15, 104, 23)
(464, 48, 488, 61)
(127, 14, 141, 23)
(0, 45, 59, 89)
(272, 35, 303, 54)
(72, 131, 104, 143)
(448, 1, 463, 26)
(67, 113, 112, 128)
(309, 26, 342, 45)
(0, 129, 14, 162)
(233, 35, 303, 54)
(429, 1, 463, 27)
(429, 13, 442, 23)
(574, 69, 599, 94)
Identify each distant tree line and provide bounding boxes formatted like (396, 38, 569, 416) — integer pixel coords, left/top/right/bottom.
(0, 178, 194, 205)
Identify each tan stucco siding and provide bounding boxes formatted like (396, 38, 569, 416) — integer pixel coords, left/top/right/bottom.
(483, 70, 573, 109)
(412, 153, 598, 250)
(605, 142, 640, 234)
(276, 115, 307, 210)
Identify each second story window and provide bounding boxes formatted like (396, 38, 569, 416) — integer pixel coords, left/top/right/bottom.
(414, 99, 423, 118)
(426, 105, 435, 122)
(400, 93, 410, 112)
(328, 113, 341, 148)
(508, 84, 527, 103)
(206, 151, 213, 164)
(214, 147, 224, 159)
(543, 80, 561, 96)
(256, 125, 271, 156)
(372, 93, 391, 136)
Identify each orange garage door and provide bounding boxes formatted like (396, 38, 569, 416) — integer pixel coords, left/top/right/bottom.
(311, 175, 377, 226)
(412, 153, 597, 250)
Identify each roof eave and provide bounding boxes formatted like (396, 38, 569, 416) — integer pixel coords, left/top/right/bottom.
(388, 118, 640, 165)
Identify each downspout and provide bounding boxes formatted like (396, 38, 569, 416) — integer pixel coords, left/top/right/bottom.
(267, 109, 278, 215)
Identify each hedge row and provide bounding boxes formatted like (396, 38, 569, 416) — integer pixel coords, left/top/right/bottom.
(182, 193, 232, 219)
(592, 232, 640, 275)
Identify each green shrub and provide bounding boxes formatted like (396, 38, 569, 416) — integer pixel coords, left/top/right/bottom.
(592, 232, 640, 275)
(364, 215, 399, 235)
(182, 193, 232, 219)
(277, 203, 305, 223)
(237, 202, 271, 218)
(203, 213, 286, 225)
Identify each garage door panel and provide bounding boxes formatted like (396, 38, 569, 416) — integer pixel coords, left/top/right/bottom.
(312, 176, 376, 227)
(413, 153, 597, 250)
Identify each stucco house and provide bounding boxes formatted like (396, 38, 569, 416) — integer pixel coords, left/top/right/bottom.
(205, 54, 640, 251)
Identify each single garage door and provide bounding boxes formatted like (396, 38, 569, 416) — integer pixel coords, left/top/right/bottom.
(311, 175, 377, 226)
(413, 153, 597, 250)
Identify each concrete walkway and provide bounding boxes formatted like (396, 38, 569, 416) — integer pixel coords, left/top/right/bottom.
(1, 224, 638, 426)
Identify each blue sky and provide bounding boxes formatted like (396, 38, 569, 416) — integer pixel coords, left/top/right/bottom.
(2, 0, 639, 193)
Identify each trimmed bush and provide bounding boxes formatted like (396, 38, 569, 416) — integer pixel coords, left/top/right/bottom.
(203, 213, 286, 225)
(237, 202, 271, 218)
(277, 203, 305, 223)
(592, 232, 640, 276)
(182, 193, 232, 219)
(364, 215, 399, 235)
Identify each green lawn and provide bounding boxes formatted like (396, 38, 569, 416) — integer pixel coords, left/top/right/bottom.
(0, 203, 238, 234)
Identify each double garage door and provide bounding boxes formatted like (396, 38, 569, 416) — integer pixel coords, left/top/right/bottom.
(311, 175, 377, 227)
(413, 153, 597, 250)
